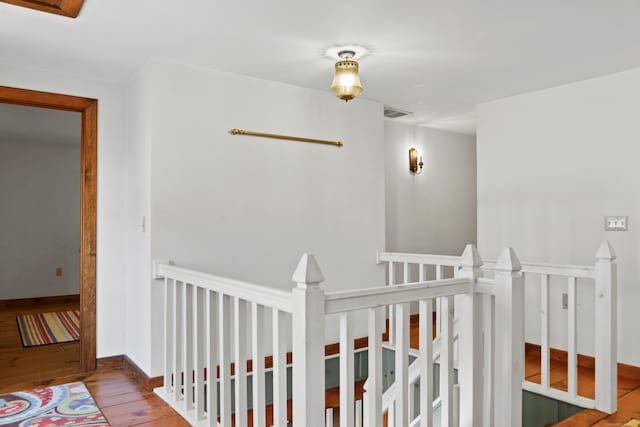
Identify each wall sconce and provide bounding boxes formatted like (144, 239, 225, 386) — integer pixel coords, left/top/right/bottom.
(409, 147, 424, 175)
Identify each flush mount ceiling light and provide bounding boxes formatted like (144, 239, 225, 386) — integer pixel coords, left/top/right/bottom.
(327, 45, 368, 102)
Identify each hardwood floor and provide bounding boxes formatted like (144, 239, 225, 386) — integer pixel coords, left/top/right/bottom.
(0, 296, 189, 426)
(2, 297, 639, 426)
(0, 294, 82, 390)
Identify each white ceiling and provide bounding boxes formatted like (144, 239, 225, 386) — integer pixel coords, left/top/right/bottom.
(0, 103, 81, 145)
(2, 1, 640, 135)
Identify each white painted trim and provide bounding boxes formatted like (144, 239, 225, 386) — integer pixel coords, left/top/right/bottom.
(156, 263, 293, 313)
(324, 279, 471, 314)
(522, 381, 596, 409)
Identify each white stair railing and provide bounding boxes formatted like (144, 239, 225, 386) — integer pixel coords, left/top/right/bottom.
(325, 244, 518, 427)
(151, 241, 613, 427)
(376, 252, 460, 346)
(153, 262, 295, 427)
(376, 241, 618, 416)
(483, 242, 618, 413)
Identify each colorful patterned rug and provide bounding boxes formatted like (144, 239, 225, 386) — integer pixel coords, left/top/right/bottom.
(16, 310, 80, 347)
(0, 381, 109, 426)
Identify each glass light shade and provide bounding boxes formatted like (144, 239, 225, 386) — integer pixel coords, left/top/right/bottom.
(409, 147, 420, 173)
(331, 60, 363, 102)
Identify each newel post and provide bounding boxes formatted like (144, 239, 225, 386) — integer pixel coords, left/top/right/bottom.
(291, 254, 326, 427)
(595, 241, 617, 414)
(457, 244, 484, 427)
(493, 248, 524, 427)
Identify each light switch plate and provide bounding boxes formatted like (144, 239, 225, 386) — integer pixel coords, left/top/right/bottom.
(605, 216, 628, 231)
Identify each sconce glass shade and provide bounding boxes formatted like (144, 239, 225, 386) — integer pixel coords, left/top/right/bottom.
(331, 60, 363, 102)
(409, 147, 424, 174)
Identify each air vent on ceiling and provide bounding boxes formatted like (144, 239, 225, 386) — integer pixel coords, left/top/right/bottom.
(384, 106, 412, 119)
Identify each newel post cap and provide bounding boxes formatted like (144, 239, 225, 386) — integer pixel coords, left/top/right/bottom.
(292, 253, 325, 288)
(460, 244, 483, 268)
(596, 241, 617, 261)
(495, 247, 522, 272)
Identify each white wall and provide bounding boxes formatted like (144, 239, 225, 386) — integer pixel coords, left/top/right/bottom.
(477, 67, 640, 366)
(0, 62, 127, 358)
(124, 63, 153, 373)
(385, 121, 477, 256)
(0, 140, 80, 299)
(123, 59, 387, 376)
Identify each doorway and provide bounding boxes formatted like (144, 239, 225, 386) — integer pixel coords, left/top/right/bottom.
(0, 85, 97, 372)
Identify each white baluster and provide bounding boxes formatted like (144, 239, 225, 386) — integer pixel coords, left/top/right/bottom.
(458, 244, 483, 427)
(252, 303, 266, 427)
(355, 400, 363, 427)
(219, 294, 232, 427)
(436, 265, 443, 337)
(326, 408, 334, 427)
(440, 295, 455, 427)
(540, 274, 550, 390)
(453, 384, 461, 427)
(194, 286, 206, 420)
(362, 384, 370, 427)
(567, 276, 577, 398)
(419, 299, 433, 427)
(184, 284, 194, 410)
(403, 262, 409, 284)
(367, 307, 384, 427)
(292, 254, 326, 427)
(482, 294, 494, 427)
(388, 262, 395, 345)
(164, 278, 174, 396)
(173, 281, 183, 402)
(493, 248, 524, 427)
(395, 302, 409, 427)
(340, 312, 354, 427)
(206, 291, 219, 423)
(272, 309, 288, 427)
(595, 241, 617, 414)
(235, 297, 248, 427)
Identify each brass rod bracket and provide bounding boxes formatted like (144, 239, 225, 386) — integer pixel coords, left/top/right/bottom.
(230, 128, 343, 147)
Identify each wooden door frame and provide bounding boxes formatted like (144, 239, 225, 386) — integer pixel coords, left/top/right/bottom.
(0, 85, 98, 371)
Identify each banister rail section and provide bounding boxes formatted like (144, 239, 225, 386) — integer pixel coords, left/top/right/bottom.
(376, 241, 617, 415)
(153, 241, 616, 427)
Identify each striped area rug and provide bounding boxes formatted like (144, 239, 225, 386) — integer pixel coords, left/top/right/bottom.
(16, 310, 80, 347)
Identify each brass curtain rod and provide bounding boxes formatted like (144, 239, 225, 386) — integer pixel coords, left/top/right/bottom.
(230, 128, 343, 147)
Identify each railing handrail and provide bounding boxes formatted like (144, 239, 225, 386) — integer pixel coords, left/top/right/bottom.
(154, 262, 294, 313)
(377, 251, 461, 266)
(483, 260, 595, 279)
(378, 251, 596, 280)
(324, 278, 471, 314)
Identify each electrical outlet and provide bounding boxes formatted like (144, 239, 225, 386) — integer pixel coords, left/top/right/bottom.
(55, 267, 62, 277)
(562, 293, 568, 310)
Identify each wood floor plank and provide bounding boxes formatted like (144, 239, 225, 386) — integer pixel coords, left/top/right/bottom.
(97, 389, 151, 408)
(101, 395, 181, 426)
(131, 414, 192, 426)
